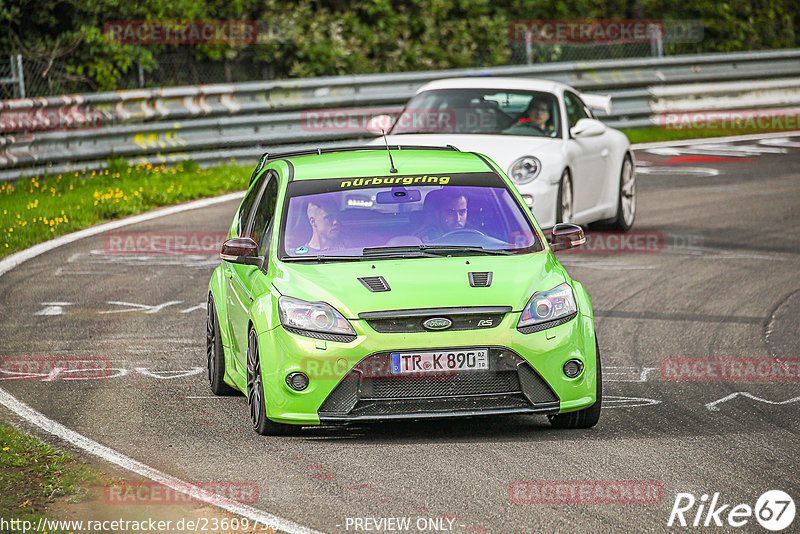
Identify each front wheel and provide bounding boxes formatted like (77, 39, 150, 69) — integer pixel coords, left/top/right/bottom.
(555, 170, 573, 224)
(548, 339, 602, 429)
(610, 154, 635, 230)
(246, 327, 300, 436)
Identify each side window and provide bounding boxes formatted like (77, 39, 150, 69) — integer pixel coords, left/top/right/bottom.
(252, 176, 279, 256)
(238, 170, 268, 236)
(564, 91, 591, 130)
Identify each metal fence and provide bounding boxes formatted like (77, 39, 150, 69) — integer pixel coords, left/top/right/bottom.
(6, 25, 703, 99)
(1, 48, 800, 181)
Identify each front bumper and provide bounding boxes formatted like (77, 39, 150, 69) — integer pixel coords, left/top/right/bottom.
(317, 347, 560, 422)
(257, 310, 597, 425)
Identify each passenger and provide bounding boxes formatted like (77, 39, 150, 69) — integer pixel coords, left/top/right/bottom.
(304, 198, 343, 251)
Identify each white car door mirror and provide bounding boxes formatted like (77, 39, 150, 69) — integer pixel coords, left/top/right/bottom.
(570, 118, 607, 138)
(366, 114, 396, 135)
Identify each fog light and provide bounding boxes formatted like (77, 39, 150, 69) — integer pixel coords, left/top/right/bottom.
(563, 359, 583, 378)
(522, 194, 534, 208)
(286, 372, 309, 391)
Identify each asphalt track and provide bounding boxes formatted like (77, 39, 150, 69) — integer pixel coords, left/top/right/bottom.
(1, 134, 799, 533)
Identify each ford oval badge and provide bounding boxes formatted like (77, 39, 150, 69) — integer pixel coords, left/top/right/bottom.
(423, 317, 452, 330)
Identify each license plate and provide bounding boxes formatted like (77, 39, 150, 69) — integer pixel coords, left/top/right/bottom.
(390, 349, 489, 374)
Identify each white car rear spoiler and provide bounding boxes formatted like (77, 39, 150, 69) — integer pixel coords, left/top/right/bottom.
(580, 93, 612, 115)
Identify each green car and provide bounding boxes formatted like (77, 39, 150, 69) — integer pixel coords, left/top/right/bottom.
(206, 145, 600, 435)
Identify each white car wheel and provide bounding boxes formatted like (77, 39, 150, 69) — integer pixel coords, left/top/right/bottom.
(556, 171, 573, 224)
(612, 155, 635, 230)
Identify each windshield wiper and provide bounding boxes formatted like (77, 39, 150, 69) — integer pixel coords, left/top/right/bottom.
(282, 255, 363, 263)
(361, 246, 441, 258)
(422, 245, 515, 256)
(363, 245, 513, 257)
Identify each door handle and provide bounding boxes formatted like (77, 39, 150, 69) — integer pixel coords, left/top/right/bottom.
(601, 148, 610, 158)
(224, 267, 232, 278)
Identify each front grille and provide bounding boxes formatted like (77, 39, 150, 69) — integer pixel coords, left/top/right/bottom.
(345, 394, 533, 417)
(318, 348, 559, 420)
(359, 306, 510, 334)
(366, 313, 506, 333)
(358, 276, 390, 292)
(468, 271, 493, 287)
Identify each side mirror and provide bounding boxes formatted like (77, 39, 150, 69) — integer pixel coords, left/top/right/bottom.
(366, 114, 395, 135)
(570, 118, 606, 138)
(220, 237, 263, 266)
(549, 223, 585, 252)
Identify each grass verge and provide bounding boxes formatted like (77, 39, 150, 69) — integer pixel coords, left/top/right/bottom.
(0, 160, 250, 259)
(621, 125, 800, 144)
(0, 423, 107, 531)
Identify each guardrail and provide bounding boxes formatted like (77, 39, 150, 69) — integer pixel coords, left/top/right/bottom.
(1, 48, 800, 180)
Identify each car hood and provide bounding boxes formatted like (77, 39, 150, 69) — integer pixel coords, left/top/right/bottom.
(271, 252, 566, 319)
(376, 133, 560, 173)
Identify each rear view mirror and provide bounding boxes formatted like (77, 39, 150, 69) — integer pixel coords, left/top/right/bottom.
(221, 237, 263, 266)
(376, 188, 422, 204)
(549, 223, 586, 252)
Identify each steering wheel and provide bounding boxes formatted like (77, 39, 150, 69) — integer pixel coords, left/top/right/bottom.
(438, 228, 488, 239)
(517, 119, 545, 132)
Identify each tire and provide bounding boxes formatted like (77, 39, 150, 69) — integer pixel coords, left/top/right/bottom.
(548, 339, 602, 429)
(206, 295, 237, 396)
(610, 154, 635, 230)
(246, 326, 300, 436)
(555, 170, 573, 224)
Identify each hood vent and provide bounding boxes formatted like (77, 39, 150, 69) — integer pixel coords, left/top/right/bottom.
(358, 276, 391, 292)
(468, 272, 492, 287)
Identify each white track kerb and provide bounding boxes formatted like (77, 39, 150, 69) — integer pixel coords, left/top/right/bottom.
(0, 130, 797, 533)
(0, 191, 323, 534)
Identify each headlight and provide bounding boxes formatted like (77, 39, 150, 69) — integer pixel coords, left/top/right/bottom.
(278, 296, 356, 336)
(518, 283, 577, 329)
(508, 156, 542, 185)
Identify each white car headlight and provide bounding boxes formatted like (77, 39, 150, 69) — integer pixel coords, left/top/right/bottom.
(518, 283, 577, 329)
(278, 296, 356, 336)
(508, 156, 542, 185)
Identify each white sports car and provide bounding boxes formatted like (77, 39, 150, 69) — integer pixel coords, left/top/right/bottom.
(367, 77, 636, 230)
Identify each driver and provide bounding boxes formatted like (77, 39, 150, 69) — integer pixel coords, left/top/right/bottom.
(416, 190, 468, 241)
(518, 97, 555, 134)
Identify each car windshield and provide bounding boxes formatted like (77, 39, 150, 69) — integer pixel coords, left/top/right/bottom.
(389, 89, 561, 138)
(279, 172, 542, 260)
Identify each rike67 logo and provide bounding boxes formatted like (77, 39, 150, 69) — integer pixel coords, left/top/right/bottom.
(668, 490, 795, 531)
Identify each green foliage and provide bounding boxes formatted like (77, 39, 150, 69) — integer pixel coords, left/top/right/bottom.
(0, 0, 798, 92)
(106, 156, 130, 175)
